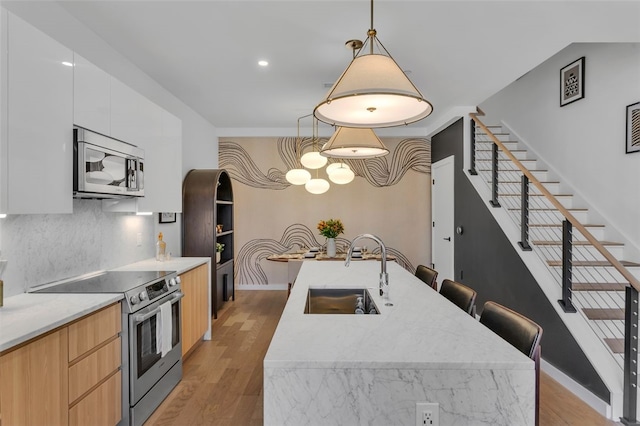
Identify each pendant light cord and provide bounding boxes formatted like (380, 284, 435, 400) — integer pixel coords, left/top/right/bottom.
(297, 113, 313, 167)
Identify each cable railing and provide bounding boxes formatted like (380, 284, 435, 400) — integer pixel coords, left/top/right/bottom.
(469, 112, 640, 423)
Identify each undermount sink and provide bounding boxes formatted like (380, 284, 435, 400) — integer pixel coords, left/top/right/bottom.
(304, 288, 379, 315)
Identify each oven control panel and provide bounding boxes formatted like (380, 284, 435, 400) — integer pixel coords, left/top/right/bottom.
(125, 272, 180, 312)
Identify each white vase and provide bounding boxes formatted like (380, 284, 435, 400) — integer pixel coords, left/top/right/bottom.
(216, 252, 221, 263)
(326, 238, 336, 258)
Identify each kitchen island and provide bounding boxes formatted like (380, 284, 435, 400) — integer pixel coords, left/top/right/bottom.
(264, 261, 535, 425)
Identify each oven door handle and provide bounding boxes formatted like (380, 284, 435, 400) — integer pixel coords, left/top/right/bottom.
(133, 292, 184, 323)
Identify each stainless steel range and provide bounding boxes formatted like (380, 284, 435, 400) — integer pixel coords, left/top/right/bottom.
(34, 270, 183, 426)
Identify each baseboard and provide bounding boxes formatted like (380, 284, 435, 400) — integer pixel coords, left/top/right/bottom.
(541, 359, 612, 419)
(236, 284, 288, 291)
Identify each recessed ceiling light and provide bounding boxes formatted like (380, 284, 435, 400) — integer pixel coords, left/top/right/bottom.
(258, 60, 269, 67)
(62, 61, 74, 67)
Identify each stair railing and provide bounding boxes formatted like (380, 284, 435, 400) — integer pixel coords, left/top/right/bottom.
(470, 111, 640, 424)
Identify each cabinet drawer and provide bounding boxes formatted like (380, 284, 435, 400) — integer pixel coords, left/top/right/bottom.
(69, 370, 121, 426)
(69, 337, 121, 404)
(68, 303, 121, 362)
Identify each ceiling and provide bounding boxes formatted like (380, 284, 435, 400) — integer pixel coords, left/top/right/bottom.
(38, 1, 640, 133)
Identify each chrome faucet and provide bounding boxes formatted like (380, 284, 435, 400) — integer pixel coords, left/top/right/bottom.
(345, 234, 389, 300)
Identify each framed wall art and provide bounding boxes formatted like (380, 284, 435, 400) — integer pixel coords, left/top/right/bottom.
(159, 212, 176, 223)
(560, 57, 585, 107)
(627, 101, 640, 154)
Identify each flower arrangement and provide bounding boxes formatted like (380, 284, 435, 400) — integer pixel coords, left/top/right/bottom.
(317, 219, 344, 239)
(216, 243, 225, 253)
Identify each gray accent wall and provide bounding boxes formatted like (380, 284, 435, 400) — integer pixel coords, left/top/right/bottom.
(431, 118, 610, 403)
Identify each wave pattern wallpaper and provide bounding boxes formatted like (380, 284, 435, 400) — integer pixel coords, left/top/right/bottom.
(219, 136, 432, 287)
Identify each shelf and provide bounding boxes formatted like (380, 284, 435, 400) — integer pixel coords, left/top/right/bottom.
(217, 230, 233, 237)
(216, 259, 233, 270)
(216, 200, 233, 205)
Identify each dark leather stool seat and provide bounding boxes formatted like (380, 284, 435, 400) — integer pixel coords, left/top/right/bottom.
(415, 265, 438, 290)
(439, 279, 477, 316)
(480, 301, 543, 426)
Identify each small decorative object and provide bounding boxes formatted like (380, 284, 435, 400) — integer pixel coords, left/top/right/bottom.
(560, 57, 585, 107)
(626, 101, 640, 154)
(159, 212, 176, 223)
(317, 219, 344, 258)
(216, 224, 223, 233)
(156, 232, 166, 262)
(216, 242, 225, 263)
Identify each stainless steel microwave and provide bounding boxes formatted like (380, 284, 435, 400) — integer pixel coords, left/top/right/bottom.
(73, 127, 145, 198)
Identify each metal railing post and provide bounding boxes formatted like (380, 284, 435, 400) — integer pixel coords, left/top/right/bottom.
(518, 174, 532, 251)
(621, 285, 640, 426)
(489, 142, 500, 207)
(469, 119, 477, 175)
(558, 220, 577, 313)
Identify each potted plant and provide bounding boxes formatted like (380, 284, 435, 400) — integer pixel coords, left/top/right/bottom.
(216, 242, 225, 263)
(317, 219, 344, 258)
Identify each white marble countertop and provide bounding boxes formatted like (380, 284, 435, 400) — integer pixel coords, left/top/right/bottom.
(0, 292, 123, 352)
(265, 261, 534, 370)
(0, 257, 210, 353)
(112, 256, 210, 274)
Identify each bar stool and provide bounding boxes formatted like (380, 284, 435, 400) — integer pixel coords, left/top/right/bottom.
(480, 301, 543, 426)
(415, 265, 438, 290)
(439, 279, 477, 316)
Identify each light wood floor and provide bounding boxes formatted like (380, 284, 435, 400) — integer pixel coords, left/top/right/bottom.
(146, 290, 621, 426)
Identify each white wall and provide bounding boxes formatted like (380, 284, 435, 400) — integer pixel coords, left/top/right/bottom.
(0, 2, 218, 296)
(481, 43, 640, 258)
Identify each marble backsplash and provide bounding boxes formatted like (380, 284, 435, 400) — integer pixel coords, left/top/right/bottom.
(0, 199, 156, 297)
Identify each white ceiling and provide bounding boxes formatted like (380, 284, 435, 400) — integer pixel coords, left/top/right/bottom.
(42, 1, 640, 133)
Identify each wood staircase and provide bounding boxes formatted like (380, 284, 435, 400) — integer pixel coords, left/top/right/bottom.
(474, 124, 637, 365)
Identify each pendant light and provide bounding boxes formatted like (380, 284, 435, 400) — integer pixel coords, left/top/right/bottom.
(321, 126, 389, 159)
(326, 161, 350, 174)
(314, 0, 433, 128)
(328, 163, 355, 185)
(300, 117, 328, 169)
(285, 115, 312, 185)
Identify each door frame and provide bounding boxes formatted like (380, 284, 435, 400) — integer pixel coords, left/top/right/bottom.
(431, 155, 455, 287)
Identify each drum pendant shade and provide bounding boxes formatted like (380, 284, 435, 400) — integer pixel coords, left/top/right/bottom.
(321, 127, 389, 159)
(314, 54, 432, 128)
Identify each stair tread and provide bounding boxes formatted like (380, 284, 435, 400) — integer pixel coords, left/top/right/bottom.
(491, 181, 560, 184)
(478, 169, 548, 172)
(477, 158, 536, 162)
(582, 308, 624, 320)
(530, 223, 604, 227)
(508, 207, 587, 211)
(533, 240, 622, 246)
(573, 282, 628, 291)
(604, 338, 624, 354)
(477, 149, 527, 152)
(499, 193, 572, 197)
(547, 260, 640, 267)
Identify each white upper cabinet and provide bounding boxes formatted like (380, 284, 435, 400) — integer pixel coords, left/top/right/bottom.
(136, 109, 182, 213)
(107, 77, 182, 214)
(3, 11, 73, 214)
(73, 53, 110, 135)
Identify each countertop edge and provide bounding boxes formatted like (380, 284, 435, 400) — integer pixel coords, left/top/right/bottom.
(0, 293, 123, 353)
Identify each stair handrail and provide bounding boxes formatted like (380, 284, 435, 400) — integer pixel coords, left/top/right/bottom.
(470, 111, 640, 291)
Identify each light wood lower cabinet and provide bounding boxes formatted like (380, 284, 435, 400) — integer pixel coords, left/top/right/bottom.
(69, 370, 121, 426)
(68, 302, 121, 361)
(181, 263, 210, 357)
(68, 336, 121, 404)
(0, 328, 69, 426)
(0, 302, 122, 426)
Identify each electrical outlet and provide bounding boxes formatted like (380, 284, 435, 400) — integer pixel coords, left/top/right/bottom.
(416, 402, 439, 426)
(136, 233, 142, 247)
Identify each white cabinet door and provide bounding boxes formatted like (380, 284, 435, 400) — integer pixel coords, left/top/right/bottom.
(110, 77, 160, 147)
(1, 9, 8, 214)
(5, 12, 73, 214)
(137, 109, 182, 213)
(73, 53, 110, 135)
